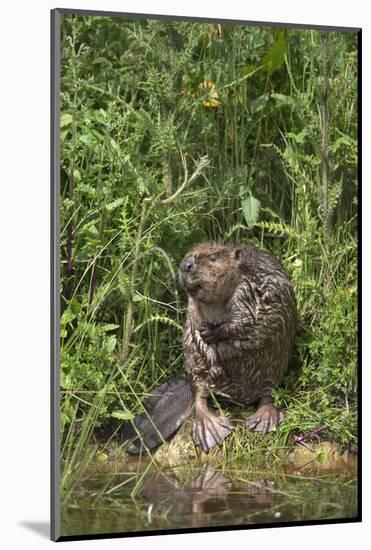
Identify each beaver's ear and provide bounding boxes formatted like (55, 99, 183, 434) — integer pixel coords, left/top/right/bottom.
(234, 247, 243, 262)
(232, 245, 255, 267)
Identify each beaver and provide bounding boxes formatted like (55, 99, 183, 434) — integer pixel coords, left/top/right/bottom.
(122, 242, 297, 453)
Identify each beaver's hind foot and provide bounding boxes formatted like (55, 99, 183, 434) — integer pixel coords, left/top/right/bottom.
(193, 398, 233, 452)
(246, 403, 284, 435)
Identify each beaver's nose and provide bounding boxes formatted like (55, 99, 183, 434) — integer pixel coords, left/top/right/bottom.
(180, 257, 194, 272)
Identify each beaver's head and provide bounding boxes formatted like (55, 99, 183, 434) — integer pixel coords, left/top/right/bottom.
(179, 242, 253, 304)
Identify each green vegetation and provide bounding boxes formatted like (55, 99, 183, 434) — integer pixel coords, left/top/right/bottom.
(59, 15, 358, 497)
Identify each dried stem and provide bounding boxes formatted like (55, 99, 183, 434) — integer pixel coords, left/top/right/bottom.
(321, 32, 330, 246)
(161, 154, 209, 205)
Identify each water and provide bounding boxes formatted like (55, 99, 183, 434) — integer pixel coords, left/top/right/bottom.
(61, 455, 358, 537)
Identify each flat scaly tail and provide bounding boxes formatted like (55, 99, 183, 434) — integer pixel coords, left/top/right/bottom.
(121, 377, 194, 454)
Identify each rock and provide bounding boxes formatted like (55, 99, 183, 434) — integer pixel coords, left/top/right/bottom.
(288, 441, 356, 473)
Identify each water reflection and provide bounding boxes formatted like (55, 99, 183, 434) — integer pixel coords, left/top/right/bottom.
(61, 462, 358, 537)
(143, 468, 235, 523)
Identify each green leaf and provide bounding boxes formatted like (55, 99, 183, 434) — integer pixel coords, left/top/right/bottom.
(79, 134, 93, 146)
(73, 168, 81, 182)
(110, 138, 119, 151)
(92, 57, 110, 65)
(69, 297, 81, 315)
(106, 197, 125, 212)
(271, 93, 295, 107)
(81, 220, 99, 236)
(331, 136, 353, 153)
(251, 94, 269, 114)
(241, 195, 261, 228)
(111, 410, 135, 420)
(93, 109, 107, 124)
(78, 183, 96, 197)
(287, 129, 309, 144)
(101, 323, 120, 332)
(263, 31, 287, 75)
(85, 236, 99, 247)
(61, 309, 76, 325)
(60, 129, 69, 142)
(104, 335, 117, 354)
(60, 113, 73, 128)
(243, 64, 257, 75)
(133, 315, 183, 333)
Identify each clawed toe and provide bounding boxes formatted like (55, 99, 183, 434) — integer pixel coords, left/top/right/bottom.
(246, 404, 284, 435)
(208, 364, 223, 382)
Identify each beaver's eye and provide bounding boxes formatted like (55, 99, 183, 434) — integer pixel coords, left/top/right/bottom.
(209, 255, 217, 262)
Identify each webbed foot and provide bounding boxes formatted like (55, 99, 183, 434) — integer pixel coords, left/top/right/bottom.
(193, 405, 233, 452)
(246, 403, 284, 435)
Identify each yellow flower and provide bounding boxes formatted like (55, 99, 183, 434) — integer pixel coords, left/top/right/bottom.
(181, 89, 196, 99)
(293, 258, 303, 268)
(96, 451, 108, 463)
(198, 80, 220, 108)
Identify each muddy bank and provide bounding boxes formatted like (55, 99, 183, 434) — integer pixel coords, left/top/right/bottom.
(88, 416, 357, 476)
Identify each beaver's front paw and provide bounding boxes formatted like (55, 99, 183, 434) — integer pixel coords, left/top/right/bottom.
(200, 323, 224, 344)
(208, 363, 223, 384)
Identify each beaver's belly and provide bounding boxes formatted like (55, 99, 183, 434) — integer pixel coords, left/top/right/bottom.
(208, 358, 265, 403)
(207, 340, 287, 404)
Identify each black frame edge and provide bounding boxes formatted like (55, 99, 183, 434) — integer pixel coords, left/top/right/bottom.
(56, 517, 361, 543)
(55, 7, 360, 33)
(357, 28, 362, 522)
(51, 7, 61, 543)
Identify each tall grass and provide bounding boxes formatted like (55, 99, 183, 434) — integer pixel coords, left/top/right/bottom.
(59, 16, 358, 496)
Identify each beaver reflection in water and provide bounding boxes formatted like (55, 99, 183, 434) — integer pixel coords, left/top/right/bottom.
(123, 242, 297, 453)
